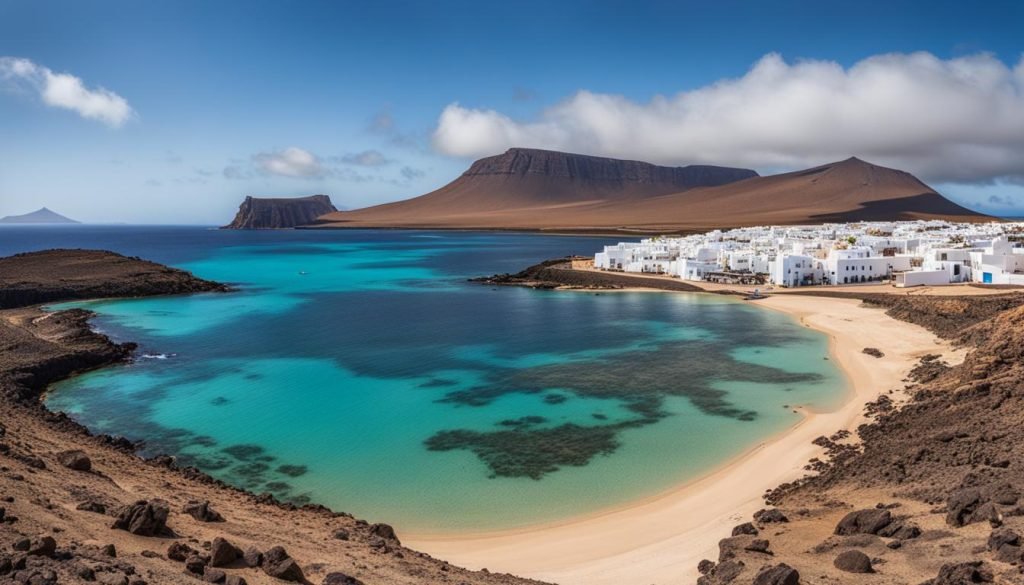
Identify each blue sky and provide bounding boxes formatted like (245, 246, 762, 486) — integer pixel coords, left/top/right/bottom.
(1, 0, 1023, 223)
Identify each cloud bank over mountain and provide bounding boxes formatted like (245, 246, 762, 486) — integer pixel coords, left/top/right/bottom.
(432, 52, 1024, 187)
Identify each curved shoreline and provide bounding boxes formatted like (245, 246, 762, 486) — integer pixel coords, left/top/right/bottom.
(404, 293, 965, 584)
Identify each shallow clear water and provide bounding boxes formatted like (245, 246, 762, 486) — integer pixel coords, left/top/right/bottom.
(1, 226, 848, 532)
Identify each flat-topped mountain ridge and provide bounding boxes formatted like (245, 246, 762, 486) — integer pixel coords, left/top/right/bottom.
(316, 150, 989, 232)
(317, 148, 756, 224)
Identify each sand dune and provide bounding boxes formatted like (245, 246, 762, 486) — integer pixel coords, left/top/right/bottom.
(317, 151, 989, 232)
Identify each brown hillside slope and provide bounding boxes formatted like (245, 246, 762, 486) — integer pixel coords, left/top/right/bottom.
(316, 148, 758, 231)
(317, 154, 990, 233)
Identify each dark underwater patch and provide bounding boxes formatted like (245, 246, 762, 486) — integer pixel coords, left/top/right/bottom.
(222, 443, 268, 461)
(277, 464, 308, 477)
(425, 422, 633, 480)
(430, 337, 823, 478)
(498, 415, 547, 429)
(419, 378, 458, 388)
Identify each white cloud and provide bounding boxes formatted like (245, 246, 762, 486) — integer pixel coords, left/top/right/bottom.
(0, 57, 134, 127)
(254, 147, 326, 178)
(432, 52, 1024, 185)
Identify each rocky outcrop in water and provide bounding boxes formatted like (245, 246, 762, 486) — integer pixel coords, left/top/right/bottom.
(223, 194, 337, 229)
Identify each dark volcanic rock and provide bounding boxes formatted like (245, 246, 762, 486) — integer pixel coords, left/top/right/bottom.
(946, 488, 984, 527)
(754, 508, 789, 524)
(368, 522, 399, 544)
(203, 567, 227, 583)
(922, 561, 993, 584)
(241, 546, 263, 568)
(167, 541, 196, 562)
(185, 554, 207, 575)
(26, 535, 56, 557)
(834, 550, 873, 573)
(988, 527, 1020, 552)
(183, 501, 225, 523)
(57, 449, 92, 471)
(835, 508, 892, 535)
(110, 500, 169, 536)
(697, 560, 745, 585)
(209, 537, 241, 567)
(744, 539, 771, 554)
(862, 347, 884, 358)
(731, 522, 759, 536)
(261, 546, 304, 582)
(322, 573, 366, 585)
(752, 563, 800, 585)
(223, 195, 337, 229)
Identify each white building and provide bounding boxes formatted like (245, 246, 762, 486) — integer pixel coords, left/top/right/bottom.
(592, 220, 1024, 288)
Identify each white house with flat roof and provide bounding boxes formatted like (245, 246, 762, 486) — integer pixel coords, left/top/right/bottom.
(592, 221, 1024, 288)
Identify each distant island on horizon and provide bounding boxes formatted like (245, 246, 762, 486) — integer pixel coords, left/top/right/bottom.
(0, 207, 80, 225)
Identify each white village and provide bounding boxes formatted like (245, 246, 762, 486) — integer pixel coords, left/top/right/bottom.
(594, 221, 1024, 288)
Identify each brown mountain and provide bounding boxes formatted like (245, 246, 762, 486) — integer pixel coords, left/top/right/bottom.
(316, 151, 989, 233)
(223, 194, 337, 229)
(316, 148, 758, 231)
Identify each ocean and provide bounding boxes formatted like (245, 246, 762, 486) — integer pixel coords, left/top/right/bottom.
(0, 226, 848, 532)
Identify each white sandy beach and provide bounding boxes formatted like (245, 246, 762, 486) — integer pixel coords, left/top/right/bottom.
(404, 293, 966, 585)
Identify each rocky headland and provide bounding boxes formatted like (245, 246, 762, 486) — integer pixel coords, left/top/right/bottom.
(222, 195, 337, 229)
(470, 257, 705, 292)
(0, 249, 544, 585)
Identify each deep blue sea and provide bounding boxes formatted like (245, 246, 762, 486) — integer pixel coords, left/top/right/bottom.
(0, 226, 847, 532)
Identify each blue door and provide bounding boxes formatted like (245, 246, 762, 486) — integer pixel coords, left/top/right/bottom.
(983, 272, 993, 284)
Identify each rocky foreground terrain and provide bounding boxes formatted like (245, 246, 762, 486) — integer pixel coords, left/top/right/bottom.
(0, 250, 543, 585)
(695, 292, 1024, 584)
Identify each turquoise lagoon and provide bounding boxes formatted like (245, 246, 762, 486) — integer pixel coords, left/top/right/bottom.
(29, 228, 849, 532)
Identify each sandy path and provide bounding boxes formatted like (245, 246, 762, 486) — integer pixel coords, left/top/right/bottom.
(404, 294, 964, 585)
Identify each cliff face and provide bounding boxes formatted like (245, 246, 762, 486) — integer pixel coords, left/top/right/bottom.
(223, 194, 337, 229)
(459, 148, 759, 191)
